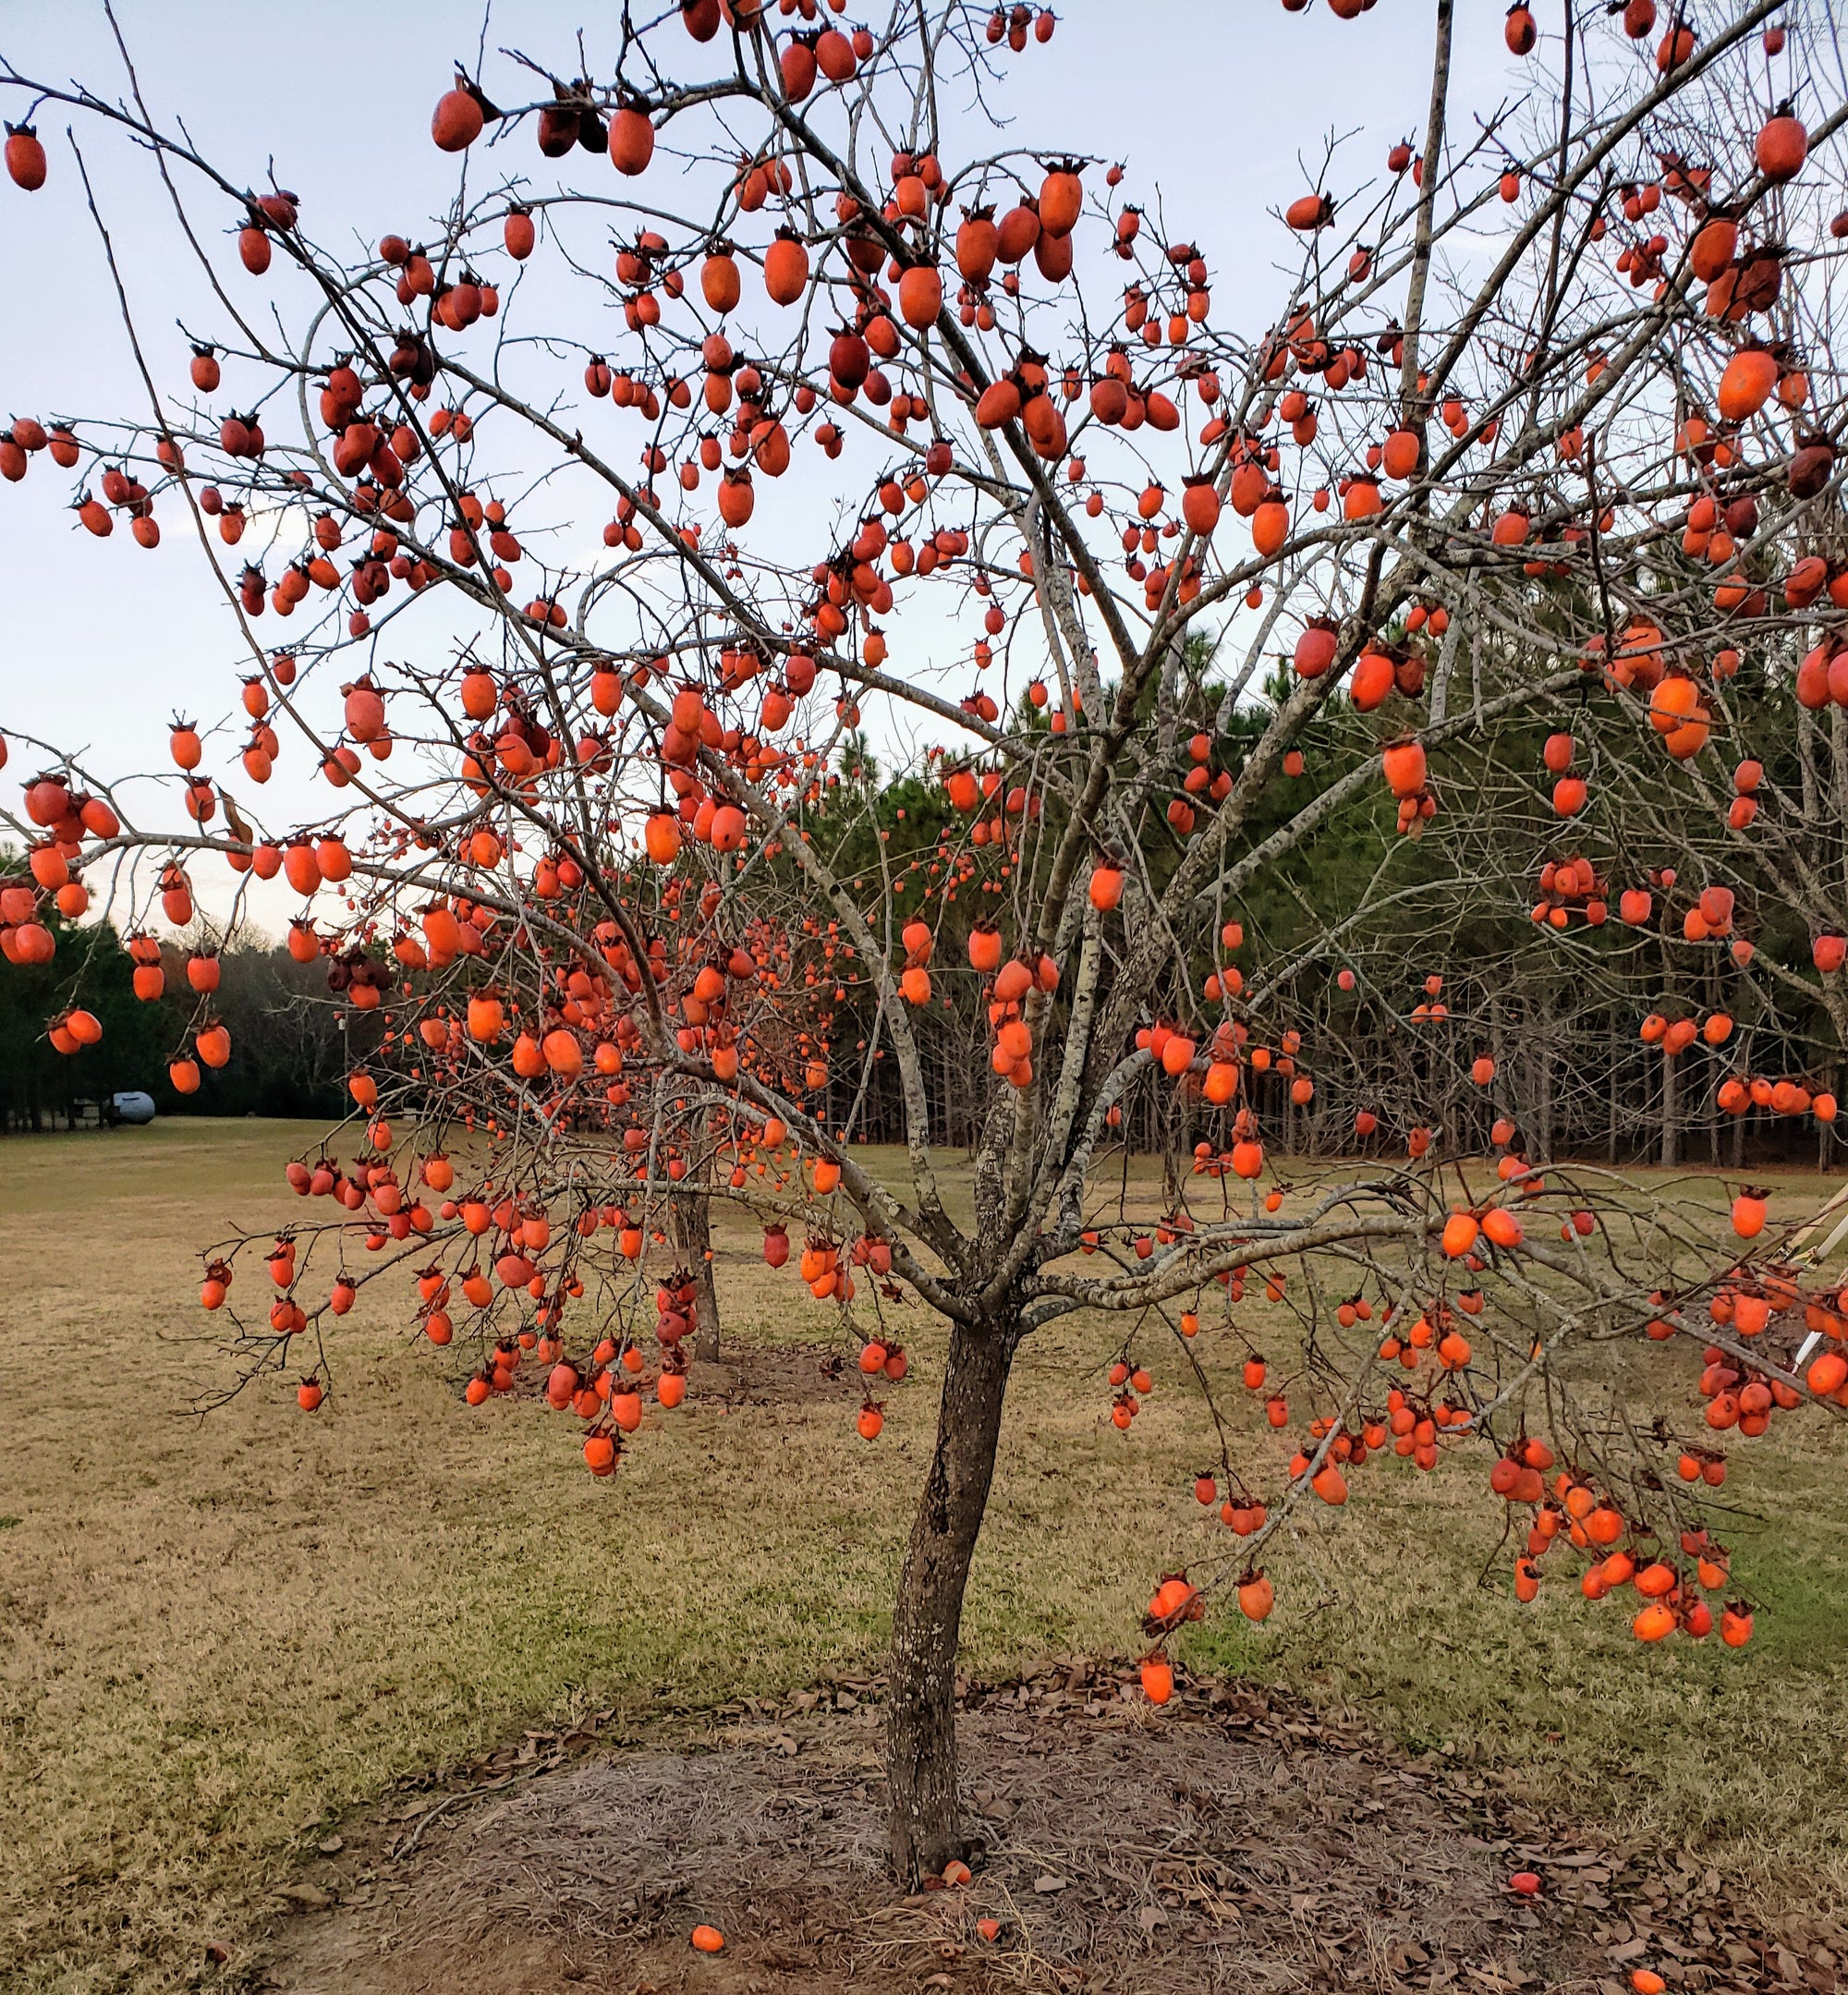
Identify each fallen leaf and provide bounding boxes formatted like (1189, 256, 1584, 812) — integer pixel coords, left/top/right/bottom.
(273, 1882, 334, 1911)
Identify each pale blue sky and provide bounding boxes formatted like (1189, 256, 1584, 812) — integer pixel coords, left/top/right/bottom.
(0, 1, 1519, 926)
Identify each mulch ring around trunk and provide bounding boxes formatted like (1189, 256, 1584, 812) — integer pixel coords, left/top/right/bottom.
(251, 1663, 1840, 1995)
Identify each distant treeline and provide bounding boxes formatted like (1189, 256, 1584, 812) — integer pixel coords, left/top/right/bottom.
(6, 733, 1844, 1172)
(1, 915, 348, 1131)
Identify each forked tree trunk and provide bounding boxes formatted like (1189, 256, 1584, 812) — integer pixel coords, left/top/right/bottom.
(669, 1174, 721, 1361)
(886, 1318, 1013, 1882)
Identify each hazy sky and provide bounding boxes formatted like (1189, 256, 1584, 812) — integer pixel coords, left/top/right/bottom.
(0, 1, 1518, 929)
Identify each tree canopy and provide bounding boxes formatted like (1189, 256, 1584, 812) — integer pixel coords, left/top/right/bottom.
(4, 0, 1847, 1880)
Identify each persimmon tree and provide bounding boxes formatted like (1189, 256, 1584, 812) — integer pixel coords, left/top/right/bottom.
(4, 0, 1848, 1881)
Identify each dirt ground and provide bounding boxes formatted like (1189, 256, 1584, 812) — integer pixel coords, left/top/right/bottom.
(254, 1667, 1836, 1995)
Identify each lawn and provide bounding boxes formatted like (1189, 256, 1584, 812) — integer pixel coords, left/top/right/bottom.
(2, 1119, 1844, 1994)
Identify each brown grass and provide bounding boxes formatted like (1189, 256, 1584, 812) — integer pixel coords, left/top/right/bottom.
(2, 1121, 1845, 1994)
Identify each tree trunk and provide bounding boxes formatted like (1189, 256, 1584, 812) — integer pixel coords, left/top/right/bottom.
(1161, 1113, 1183, 1212)
(1660, 1048, 1679, 1167)
(886, 1319, 1013, 1884)
(1659, 943, 1679, 1168)
(1607, 1011, 1621, 1164)
(1534, 1001, 1554, 1164)
(669, 1176, 721, 1362)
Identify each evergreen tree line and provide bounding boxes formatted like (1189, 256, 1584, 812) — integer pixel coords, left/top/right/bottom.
(7, 633, 1842, 1169)
(0, 893, 347, 1131)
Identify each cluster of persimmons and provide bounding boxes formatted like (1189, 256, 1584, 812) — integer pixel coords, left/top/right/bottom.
(6, 1, 1846, 1733)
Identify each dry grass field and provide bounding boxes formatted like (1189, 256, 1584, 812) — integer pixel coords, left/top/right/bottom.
(3, 1120, 1846, 1993)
